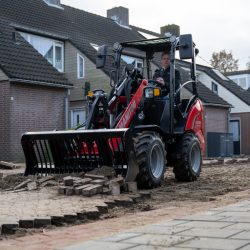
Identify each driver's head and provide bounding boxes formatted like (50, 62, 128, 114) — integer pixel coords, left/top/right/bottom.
(161, 51, 170, 69)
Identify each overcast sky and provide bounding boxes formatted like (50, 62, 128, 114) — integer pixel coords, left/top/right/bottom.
(61, 0, 250, 69)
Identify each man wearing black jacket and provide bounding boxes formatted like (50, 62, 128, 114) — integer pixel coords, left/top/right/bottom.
(153, 51, 181, 102)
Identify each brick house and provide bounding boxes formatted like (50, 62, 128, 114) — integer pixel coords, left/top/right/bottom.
(0, 19, 72, 161)
(195, 66, 250, 155)
(0, 0, 233, 161)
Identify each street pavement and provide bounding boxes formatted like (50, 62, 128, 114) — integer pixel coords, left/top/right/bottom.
(61, 199, 250, 250)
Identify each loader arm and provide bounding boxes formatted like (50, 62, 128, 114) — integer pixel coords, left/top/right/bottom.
(116, 79, 147, 129)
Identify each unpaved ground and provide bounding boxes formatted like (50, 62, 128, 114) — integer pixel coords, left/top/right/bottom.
(0, 162, 250, 242)
(151, 163, 250, 205)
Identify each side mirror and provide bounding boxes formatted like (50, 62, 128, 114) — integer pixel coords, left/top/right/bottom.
(179, 34, 194, 60)
(96, 45, 108, 69)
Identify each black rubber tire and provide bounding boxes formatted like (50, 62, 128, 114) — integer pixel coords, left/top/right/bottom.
(173, 133, 202, 181)
(133, 131, 167, 188)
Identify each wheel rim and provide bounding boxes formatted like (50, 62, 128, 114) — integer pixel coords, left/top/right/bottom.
(190, 143, 201, 173)
(150, 143, 165, 179)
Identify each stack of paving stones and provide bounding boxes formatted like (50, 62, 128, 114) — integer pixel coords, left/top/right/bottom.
(58, 174, 112, 197)
(0, 174, 150, 236)
(203, 156, 250, 166)
(57, 174, 138, 198)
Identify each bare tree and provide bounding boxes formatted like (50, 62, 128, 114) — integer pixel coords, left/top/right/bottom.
(210, 50, 239, 73)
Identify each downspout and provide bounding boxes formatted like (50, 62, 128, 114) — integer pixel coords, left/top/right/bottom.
(227, 107, 231, 133)
(65, 89, 70, 129)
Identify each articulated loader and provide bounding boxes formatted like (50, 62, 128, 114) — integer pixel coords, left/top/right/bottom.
(21, 34, 205, 188)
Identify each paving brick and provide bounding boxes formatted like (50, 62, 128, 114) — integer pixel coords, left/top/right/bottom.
(84, 208, 100, 220)
(61, 241, 136, 250)
(236, 244, 250, 250)
(33, 218, 51, 228)
(65, 187, 75, 196)
(73, 178, 92, 187)
(74, 184, 92, 195)
(1, 223, 18, 234)
(27, 181, 37, 191)
(176, 227, 243, 238)
(63, 214, 78, 224)
(97, 232, 142, 242)
(122, 233, 192, 246)
(14, 179, 31, 190)
(82, 184, 103, 197)
(96, 204, 108, 214)
(219, 216, 250, 223)
(128, 246, 195, 250)
(51, 216, 65, 226)
(58, 186, 66, 195)
(0, 161, 17, 169)
(76, 211, 87, 220)
(231, 231, 250, 240)
(63, 176, 74, 186)
(175, 237, 250, 250)
(104, 200, 116, 209)
(19, 219, 34, 228)
(132, 225, 190, 235)
(37, 176, 55, 184)
(114, 197, 134, 207)
(225, 223, 250, 230)
(40, 180, 58, 187)
(90, 179, 106, 185)
(84, 174, 106, 180)
(176, 220, 233, 229)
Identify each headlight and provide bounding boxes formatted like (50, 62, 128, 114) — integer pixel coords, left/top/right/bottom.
(87, 91, 94, 98)
(144, 87, 161, 99)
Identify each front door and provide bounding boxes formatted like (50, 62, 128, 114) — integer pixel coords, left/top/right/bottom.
(229, 119, 240, 155)
(71, 109, 86, 128)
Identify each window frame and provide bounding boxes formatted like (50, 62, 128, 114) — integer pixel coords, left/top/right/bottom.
(20, 32, 64, 72)
(54, 42, 64, 72)
(77, 53, 85, 79)
(212, 81, 218, 94)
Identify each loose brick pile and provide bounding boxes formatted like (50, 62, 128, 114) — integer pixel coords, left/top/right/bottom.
(58, 174, 125, 197)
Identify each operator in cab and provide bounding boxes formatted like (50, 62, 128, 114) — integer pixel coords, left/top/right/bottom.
(153, 51, 181, 103)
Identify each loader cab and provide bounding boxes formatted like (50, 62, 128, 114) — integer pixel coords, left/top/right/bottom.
(96, 34, 198, 134)
(119, 34, 198, 134)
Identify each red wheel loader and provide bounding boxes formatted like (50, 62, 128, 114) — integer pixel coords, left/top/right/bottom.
(21, 34, 205, 188)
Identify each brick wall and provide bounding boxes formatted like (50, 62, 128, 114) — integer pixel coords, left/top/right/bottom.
(0, 82, 67, 162)
(0, 81, 11, 161)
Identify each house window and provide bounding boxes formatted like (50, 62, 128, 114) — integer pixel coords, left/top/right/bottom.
(77, 54, 85, 79)
(121, 55, 143, 68)
(20, 32, 64, 72)
(238, 78, 247, 89)
(212, 82, 218, 94)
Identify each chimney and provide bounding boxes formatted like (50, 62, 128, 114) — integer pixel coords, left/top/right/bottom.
(160, 24, 180, 37)
(107, 6, 129, 27)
